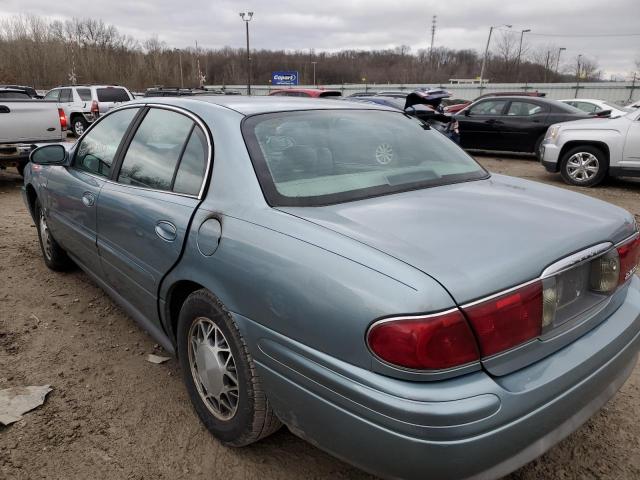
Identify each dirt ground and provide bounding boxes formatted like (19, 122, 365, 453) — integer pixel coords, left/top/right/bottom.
(1, 157, 639, 480)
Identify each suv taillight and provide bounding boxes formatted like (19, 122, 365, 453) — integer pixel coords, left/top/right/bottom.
(367, 310, 480, 370)
(91, 100, 99, 115)
(58, 108, 67, 130)
(618, 234, 640, 285)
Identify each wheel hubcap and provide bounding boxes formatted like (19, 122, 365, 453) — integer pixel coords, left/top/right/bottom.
(74, 121, 84, 135)
(39, 209, 53, 260)
(566, 152, 599, 182)
(375, 143, 394, 165)
(188, 317, 239, 420)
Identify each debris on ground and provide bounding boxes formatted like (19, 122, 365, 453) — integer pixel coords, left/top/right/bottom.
(0, 385, 52, 425)
(146, 354, 171, 364)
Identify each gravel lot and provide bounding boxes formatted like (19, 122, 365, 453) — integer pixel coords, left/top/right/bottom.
(1, 156, 639, 480)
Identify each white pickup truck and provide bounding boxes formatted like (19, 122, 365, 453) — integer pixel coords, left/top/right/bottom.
(0, 94, 65, 176)
(540, 109, 640, 186)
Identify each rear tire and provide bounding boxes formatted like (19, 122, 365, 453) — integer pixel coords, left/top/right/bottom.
(177, 289, 281, 447)
(559, 145, 608, 187)
(34, 199, 74, 271)
(71, 117, 88, 137)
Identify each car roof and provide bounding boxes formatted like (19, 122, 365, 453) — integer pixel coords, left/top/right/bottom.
(474, 96, 554, 103)
(270, 88, 340, 94)
(134, 95, 395, 115)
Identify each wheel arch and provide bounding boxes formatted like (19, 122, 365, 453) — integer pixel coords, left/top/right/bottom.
(25, 183, 38, 222)
(164, 279, 207, 346)
(559, 140, 610, 164)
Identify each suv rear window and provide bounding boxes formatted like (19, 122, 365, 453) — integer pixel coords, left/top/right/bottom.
(0, 91, 30, 99)
(96, 88, 130, 102)
(242, 110, 488, 206)
(77, 88, 92, 101)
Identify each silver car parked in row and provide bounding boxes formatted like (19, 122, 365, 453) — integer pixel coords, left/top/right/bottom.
(23, 97, 640, 480)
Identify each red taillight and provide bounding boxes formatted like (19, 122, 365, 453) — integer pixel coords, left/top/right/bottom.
(91, 100, 99, 114)
(367, 310, 480, 370)
(58, 108, 67, 130)
(618, 235, 640, 285)
(462, 281, 542, 357)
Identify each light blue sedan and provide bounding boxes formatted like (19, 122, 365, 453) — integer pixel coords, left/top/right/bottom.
(23, 96, 640, 480)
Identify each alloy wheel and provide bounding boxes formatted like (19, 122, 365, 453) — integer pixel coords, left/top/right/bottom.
(566, 152, 599, 182)
(74, 121, 84, 136)
(188, 317, 239, 420)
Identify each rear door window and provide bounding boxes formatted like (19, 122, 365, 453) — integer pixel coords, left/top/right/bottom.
(59, 88, 72, 103)
(506, 101, 546, 116)
(469, 100, 507, 115)
(77, 88, 92, 101)
(118, 108, 194, 191)
(97, 88, 131, 102)
(74, 108, 140, 178)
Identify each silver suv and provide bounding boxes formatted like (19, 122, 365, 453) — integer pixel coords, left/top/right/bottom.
(43, 85, 133, 136)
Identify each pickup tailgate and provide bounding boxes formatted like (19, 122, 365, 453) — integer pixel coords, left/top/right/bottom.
(0, 100, 63, 143)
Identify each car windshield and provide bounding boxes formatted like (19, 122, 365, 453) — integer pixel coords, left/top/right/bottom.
(243, 110, 488, 206)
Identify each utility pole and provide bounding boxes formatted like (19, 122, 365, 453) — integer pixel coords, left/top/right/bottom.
(311, 61, 317, 87)
(574, 54, 583, 98)
(177, 49, 184, 88)
(515, 29, 530, 81)
(554, 47, 566, 80)
(479, 24, 511, 87)
(543, 50, 551, 83)
(429, 15, 437, 64)
(239, 11, 254, 95)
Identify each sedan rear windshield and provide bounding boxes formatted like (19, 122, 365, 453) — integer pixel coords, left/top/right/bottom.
(242, 110, 489, 206)
(96, 88, 131, 102)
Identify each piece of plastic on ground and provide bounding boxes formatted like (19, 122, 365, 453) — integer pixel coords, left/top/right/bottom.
(0, 385, 52, 426)
(146, 354, 171, 364)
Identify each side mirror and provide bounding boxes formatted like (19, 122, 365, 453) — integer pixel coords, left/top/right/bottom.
(464, 109, 471, 116)
(30, 144, 68, 165)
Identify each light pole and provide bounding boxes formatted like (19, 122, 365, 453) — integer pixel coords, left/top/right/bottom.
(575, 54, 583, 98)
(479, 24, 512, 87)
(311, 61, 317, 87)
(239, 11, 254, 95)
(555, 47, 566, 79)
(176, 49, 184, 88)
(515, 29, 530, 81)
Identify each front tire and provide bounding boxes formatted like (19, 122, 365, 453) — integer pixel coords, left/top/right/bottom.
(559, 145, 608, 187)
(177, 289, 281, 446)
(34, 199, 73, 271)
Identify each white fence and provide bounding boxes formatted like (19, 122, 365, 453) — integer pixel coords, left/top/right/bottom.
(210, 82, 640, 105)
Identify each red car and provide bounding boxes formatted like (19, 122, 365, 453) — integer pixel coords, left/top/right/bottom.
(446, 91, 546, 113)
(268, 88, 342, 98)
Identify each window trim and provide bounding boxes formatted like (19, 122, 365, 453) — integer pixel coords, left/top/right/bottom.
(69, 104, 213, 200)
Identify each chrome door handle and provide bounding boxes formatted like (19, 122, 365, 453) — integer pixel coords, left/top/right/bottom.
(155, 221, 177, 242)
(81, 192, 96, 207)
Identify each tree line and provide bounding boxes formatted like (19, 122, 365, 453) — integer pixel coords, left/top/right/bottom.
(0, 15, 602, 91)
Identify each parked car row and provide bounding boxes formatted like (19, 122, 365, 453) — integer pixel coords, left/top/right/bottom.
(23, 94, 640, 480)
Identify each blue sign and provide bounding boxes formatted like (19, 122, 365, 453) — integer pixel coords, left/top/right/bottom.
(272, 71, 299, 86)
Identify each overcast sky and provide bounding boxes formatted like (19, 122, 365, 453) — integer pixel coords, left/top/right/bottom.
(2, 0, 639, 78)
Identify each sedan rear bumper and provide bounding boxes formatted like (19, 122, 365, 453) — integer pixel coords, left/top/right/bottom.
(237, 276, 640, 480)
